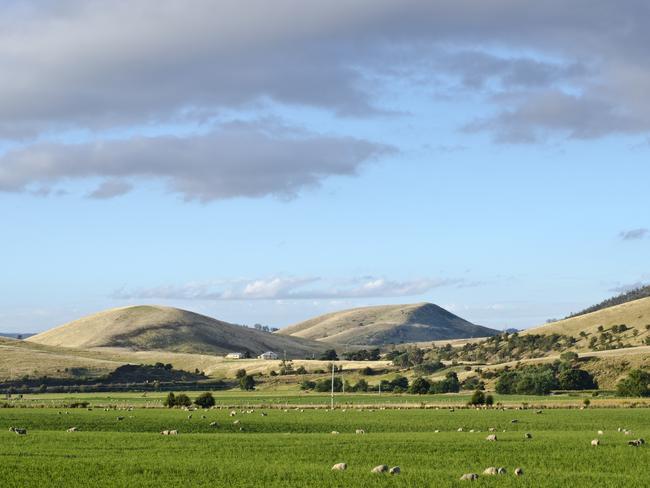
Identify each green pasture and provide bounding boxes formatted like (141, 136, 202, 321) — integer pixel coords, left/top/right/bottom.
(1, 405, 648, 487)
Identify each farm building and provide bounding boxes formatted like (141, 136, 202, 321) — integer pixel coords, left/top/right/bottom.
(257, 351, 279, 360)
(225, 352, 245, 359)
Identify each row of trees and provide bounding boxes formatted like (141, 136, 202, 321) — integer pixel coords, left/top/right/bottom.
(163, 392, 216, 408)
(495, 362, 597, 395)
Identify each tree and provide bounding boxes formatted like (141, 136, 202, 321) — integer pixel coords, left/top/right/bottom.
(295, 366, 308, 375)
(175, 393, 192, 407)
(484, 394, 494, 406)
(617, 369, 650, 397)
(194, 392, 216, 409)
(558, 368, 597, 390)
(163, 392, 176, 408)
(408, 377, 431, 395)
(240, 375, 256, 391)
(355, 379, 369, 392)
(299, 380, 316, 390)
(468, 389, 486, 405)
(320, 349, 339, 361)
(559, 351, 579, 363)
(235, 369, 247, 379)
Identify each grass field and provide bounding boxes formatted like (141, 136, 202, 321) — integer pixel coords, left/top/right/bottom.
(1, 398, 649, 487)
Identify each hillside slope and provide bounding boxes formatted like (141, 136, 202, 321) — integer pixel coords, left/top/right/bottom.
(27, 305, 327, 358)
(278, 303, 498, 345)
(523, 296, 650, 348)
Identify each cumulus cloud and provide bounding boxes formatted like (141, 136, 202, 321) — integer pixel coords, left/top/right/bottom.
(0, 123, 391, 201)
(1, 1, 650, 142)
(619, 228, 649, 241)
(112, 276, 463, 301)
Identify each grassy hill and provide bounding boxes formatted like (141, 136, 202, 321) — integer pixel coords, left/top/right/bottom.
(523, 296, 650, 349)
(278, 302, 498, 346)
(27, 305, 327, 358)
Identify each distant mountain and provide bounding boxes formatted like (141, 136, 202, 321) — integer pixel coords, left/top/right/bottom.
(566, 285, 650, 318)
(27, 305, 327, 358)
(0, 332, 35, 339)
(277, 302, 499, 346)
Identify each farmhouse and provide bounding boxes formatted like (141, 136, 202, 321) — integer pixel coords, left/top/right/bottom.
(225, 352, 245, 359)
(258, 351, 279, 360)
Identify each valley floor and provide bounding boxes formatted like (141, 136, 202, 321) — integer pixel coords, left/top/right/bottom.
(1, 395, 649, 487)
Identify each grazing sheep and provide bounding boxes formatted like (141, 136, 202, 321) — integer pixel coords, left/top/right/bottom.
(187, 414, 192, 419)
(524, 433, 532, 439)
(483, 467, 498, 475)
(201, 415, 206, 419)
(355, 429, 366, 435)
(116, 416, 124, 421)
(67, 427, 78, 433)
(261, 412, 267, 417)
(371, 465, 388, 473)
(434, 430, 440, 433)
(514, 467, 524, 476)
(488, 427, 496, 432)
(331, 431, 340, 435)
(389, 466, 400, 475)
(598, 430, 604, 435)
(460, 473, 478, 481)
(486, 434, 497, 441)
(160, 430, 170, 435)
(629, 439, 645, 447)
(469, 429, 475, 433)
(331, 463, 347, 471)
(230, 411, 237, 417)
(169, 430, 178, 435)
(497, 467, 507, 475)
(536, 410, 543, 414)
(209, 421, 218, 427)
(233, 420, 240, 425)
(510, 419, 518, 424)
(12, 428, 27, 435)
(591, 439, 600, 447)
(457, 427, 464, 432)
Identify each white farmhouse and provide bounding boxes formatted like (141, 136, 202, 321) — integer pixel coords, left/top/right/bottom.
(225, 352, 245, 359)
(257, 351, 279, 360)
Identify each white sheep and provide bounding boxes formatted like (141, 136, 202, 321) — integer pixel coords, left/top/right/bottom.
(331, 463, 347, 471)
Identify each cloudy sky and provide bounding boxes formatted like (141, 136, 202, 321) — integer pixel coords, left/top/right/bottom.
(2, 0, 649, 332)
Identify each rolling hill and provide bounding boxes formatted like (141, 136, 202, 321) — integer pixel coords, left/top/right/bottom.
(523, 296, 650, 348)
(27, 305, 328, 358)
(278, 302, 499, 346)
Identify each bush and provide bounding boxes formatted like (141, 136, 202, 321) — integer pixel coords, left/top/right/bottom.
(468, 389, 485, 405)
(239, 375, 256, 391)
(617, 369, 650, 397)
(163, 392, 176, 408)
(361, 366, 374, 376)
(299, 379, 316, 390)
(295, 366, 308, 375)
(174, 393, 192, 407)
(354, 379, 369, 392)
(408, 377, 431, 394)
(484, 394, 494, 406)
(320, 349, 339, 361)
(413, 361, 444, 375)
(429, 372, 460, 394)
(559, 351, 579, 363)
(194, 392, 215, 409)
(557, 368, 598, 390)
(235, 369, 247, 379)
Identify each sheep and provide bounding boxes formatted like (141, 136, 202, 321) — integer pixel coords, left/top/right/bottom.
(628, 439, 645, 447)
(497, 467, 507, 475)
(460, 473, 478, 481)
(209, 421, 218, 427)
(160, 430, 170, 435)
(598, 430, 604, 435)
(67, 427, 78, 433)
(488, 427, 496, 432)
(229, 411, 237, 417)
(510, 419, 518, 423)
(457, 427, 464, 432)
(261, 412, 268, 417)
(331, 431, 340, 435)
(524, 432, 532, 439)
(591, 439, 600, 447)
(169, 430, 178, 435)
(483, 467, 498, 475)
(116, 416, 124, 421)
(187, 414, 192, 419)
(371, 465, 388, 473)
(486, 434, 497, 441)
(536, 410, 543, 414)
(355, 429, 366, 435)
(514, 467, 524, 476)
(11, 427, 27, 435)
(389, 466, 400, 475)
(233, 420, 240, 425)
(331, 463, 347, 471)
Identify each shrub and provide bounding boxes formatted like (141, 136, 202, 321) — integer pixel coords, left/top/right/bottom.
(408, 377, 431, 395)
(235, 369, 247, 379)
(299, 380, 316, 391)
(429, 372, 460, 394)
(413, 361, 444, 375)
(361, 366, 374, 376)
(239, 375, 256, 391)
(175, 393, 192, 407)
(559, 351, 579, 363)
(320, 349, 339, 361)
(354, 379, 369, 392)
(468, 389, 485, 405)
(194, 392, 216, 409)
(295, 366, 308, 375)
(163, 392, 176, 408)
(617, 369, 650, 397)
(484, 394, 494, 406)
(557, 368, 598, 390)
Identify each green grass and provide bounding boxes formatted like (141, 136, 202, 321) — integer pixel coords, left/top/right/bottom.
(1, 404, 649, 487)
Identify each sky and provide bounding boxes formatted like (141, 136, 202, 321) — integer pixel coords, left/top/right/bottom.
(1, 0, 650, 333)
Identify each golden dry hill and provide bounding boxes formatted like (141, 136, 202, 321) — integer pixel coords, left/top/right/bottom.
(278, 302, 498, 346)
(27, 305, 327, 358)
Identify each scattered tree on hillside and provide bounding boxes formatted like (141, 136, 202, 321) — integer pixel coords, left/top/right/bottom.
(239, 375, 256, 391)
(616, 369, 650, 397)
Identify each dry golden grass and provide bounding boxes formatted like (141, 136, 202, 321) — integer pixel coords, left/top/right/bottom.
(279, 302, 497, 345)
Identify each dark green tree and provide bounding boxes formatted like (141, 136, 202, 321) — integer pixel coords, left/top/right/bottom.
(194, 392, 216, 409)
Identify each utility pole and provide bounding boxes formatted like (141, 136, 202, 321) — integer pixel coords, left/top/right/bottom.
(379, 380, 381, 396)
(330, 362, 335, 409)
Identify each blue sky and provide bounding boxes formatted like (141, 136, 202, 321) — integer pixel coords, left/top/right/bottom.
(1, 1, 649, 332)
